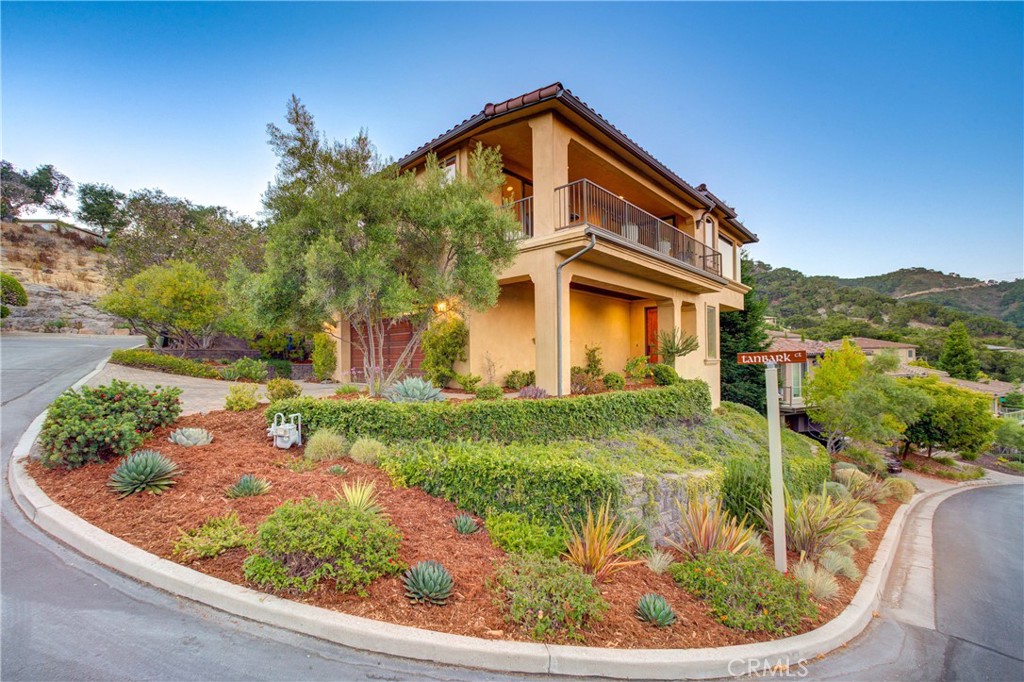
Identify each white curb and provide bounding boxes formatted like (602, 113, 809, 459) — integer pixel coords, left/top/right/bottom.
(6, 379, 1008, 678)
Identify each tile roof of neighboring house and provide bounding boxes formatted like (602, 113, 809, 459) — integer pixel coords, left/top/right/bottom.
(397, 82, 757, 244)
(839, 337, 918, 350)
(895, 363, 1019, 397)
(767, 335, 918, 357)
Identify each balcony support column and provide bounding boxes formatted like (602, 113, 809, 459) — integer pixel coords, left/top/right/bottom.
(532, 253, 574, 396)
(529, 113, 570, 237)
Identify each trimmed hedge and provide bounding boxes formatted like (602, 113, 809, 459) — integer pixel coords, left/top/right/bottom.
(266, 381, 711, 444)
(110, 349, 220, 379)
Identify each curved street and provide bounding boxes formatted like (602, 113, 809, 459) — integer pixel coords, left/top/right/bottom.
(2, 333, 1022, 681)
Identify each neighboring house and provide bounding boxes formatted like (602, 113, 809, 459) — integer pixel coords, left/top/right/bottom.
(335, 82, 758, 404)
(15, 218, 105, 245)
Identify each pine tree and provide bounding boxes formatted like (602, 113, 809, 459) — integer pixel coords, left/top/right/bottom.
(938, 321, 980, 380)
(721, 257, 771, 412)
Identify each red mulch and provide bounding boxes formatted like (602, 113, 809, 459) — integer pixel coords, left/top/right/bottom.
(27, 410, 899, 649)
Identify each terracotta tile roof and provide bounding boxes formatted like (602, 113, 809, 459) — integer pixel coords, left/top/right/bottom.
(768, 336, 831, 356)
(396, 82, 758, 244)
(768, 335, 918, 356)
(895, 363, 1018, 397)
(838, 337, 918, 350)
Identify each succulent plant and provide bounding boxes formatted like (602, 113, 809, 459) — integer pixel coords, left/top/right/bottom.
(168, 427, 213, 447)
(635, 593, 676, 627)
(517, 385, 548, 400)
(403, 560, 454, 605)
(326, 464, 348, 476)
(108, 450, 181, 497)
(452, 513, 478, 534)
(385, 377, 444, 403)
(336, 479, 383, 515)
(226, 474, 272, 498)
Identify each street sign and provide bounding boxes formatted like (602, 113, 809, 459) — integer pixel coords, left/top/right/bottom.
(737, 350, 807, 365)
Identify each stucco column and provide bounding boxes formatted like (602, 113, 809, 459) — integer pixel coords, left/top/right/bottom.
(657, 296, 684, 372)
(529, 113, 570, 238)
(532, 258, 572, 395)
(334, 314, 352, 382)
(675, 299, 701, 380)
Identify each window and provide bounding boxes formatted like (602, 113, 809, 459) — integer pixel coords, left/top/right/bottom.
(719, 236, 735, 280)
(909, 349, 915, 359)
(706, 305, 718, 359)
(791, 362, 804, 399)
(704, 218, 715, 247)
(442, 156, 457, 182)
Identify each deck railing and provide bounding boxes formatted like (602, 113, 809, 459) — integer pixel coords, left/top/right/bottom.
(554, 179, 722, 277)
(505, 196, 533, 238)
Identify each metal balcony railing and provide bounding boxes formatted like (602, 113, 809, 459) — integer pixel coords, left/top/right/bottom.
(554, 179, 722, 277)
(505, 196, 533, 238)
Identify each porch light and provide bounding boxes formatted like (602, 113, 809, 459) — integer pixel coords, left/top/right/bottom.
(434, 301, 448, 313)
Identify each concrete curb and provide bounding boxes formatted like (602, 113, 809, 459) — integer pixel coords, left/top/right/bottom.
(5, 398, 1005, 678)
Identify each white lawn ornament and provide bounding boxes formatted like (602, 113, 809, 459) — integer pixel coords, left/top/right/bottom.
(267, 412, 303, 449)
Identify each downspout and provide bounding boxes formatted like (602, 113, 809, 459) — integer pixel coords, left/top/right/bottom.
(556, 229, 597, 396)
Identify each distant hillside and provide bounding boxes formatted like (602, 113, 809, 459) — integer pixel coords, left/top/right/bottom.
(833, 268, 1023, 327)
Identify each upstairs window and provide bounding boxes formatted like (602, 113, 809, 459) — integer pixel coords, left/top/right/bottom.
(706, 305, 718, 359)
(719, 236, 736, 280)
(442, 156, 457, 182)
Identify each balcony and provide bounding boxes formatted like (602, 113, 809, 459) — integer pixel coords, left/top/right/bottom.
(505, 196, 533, 238)
(554, 179, 722, 277)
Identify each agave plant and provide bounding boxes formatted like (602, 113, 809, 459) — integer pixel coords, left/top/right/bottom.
(168, 427, 214, 447)
(562, 498, 644, 583)
(635, 593, 676, 627)
(225, 474, 272, 498)
(666, 497, 758, 560)
(452, 513, 478, 535)
(108, 450, 181, 497)
(385, 377, 444, 403)
(336, 479, 384, 515)
(402, 560, 454, 605)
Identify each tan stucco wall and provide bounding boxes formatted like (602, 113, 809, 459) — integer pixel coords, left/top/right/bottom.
(462, 281, 537, 384)
(567, 289, 632, 373)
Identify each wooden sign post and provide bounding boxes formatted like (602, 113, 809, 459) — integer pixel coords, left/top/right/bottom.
(737, 350, 807, 573)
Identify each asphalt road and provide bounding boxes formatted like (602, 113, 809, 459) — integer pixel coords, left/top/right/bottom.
(0, 334, 521, 682)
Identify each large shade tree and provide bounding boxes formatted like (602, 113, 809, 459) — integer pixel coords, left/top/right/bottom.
(235, 96, 519, 394)
(1, 161, 73, 218)
(75, 182, 129, 238)
(899, 376, 996, 460)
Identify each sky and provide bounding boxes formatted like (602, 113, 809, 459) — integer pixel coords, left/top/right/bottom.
(2, 1, 1022, 281)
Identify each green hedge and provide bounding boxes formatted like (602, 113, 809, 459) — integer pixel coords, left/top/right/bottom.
(382, 441, 620, 526)
(267, 381, 711, 444)
(110, 349, 220, 379)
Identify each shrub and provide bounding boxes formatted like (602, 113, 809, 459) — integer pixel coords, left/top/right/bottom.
(666, 497, 757, 559)
(793, 561, 840, 602)
(933, 455, 957, 467)
(168, 427, 213, 447)
(486, 512, 567, 558)
(823, 481, 850, 501)
(173, 512, 253, 560)
(518, 385, 548, 400)
(504, 369, 533, 391)
(421, 318, 468, 387)
(645, 549, 674, 575)
(650, 363, 681, 386)
(759, 489, 869, 559)
(264, 358, 292, 379)
(993, 417, 1024, 454)
(570, 366, 599, 394)
(835, 469, 890, 504)
(475, 384, 503, 400)
(336, 479, 383, 516)
(454, 373, 481, 392)
(335, 384, 363, 396)
(386, 376, 444, 403)
(385, 441, 620, 527)
(584, 344, 604, 378)
(842, 444, 888, 475)
(108, 450, 181, 497)
(271, 383, 711, 446)
(226, 474, 272, 498)
(220, 357, 269, 382)
(303, 428, 348, 461)
(671, 551, 817, 634)
(884, 477, 916, 504)
(326, 464, 348, 476)
(721, 451, 831, 530)
(311, 332, 336, 382)
(266, 378, 301, 402)
(820, 549, 861, 581)
(636, 593, 676, 627)
(39, 381, 182, 469)
(624, 356, 651, 381)
(349, 437, 386, 465)
(602, 372, 625, 391)
(492, 553, 607, 641)
(562, 498, 644, 582)
(452, 513, 479, 534)
(1, 272, 28, 318)
(403, 560, 454, 605)
(108, 349, 220, 379)
(225, 384, 259, 411)
(242, 498, 403, 594)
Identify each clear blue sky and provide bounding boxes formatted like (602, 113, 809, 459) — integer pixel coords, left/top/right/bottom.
(3, 2, 1022, 281)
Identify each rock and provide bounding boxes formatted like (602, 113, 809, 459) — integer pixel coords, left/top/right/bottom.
(2, 283, 124, 335)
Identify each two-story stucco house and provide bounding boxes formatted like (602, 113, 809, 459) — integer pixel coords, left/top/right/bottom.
(334, 83, 758, 406)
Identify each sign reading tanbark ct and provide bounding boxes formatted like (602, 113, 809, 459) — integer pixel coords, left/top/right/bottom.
(736, 350, 807, 365)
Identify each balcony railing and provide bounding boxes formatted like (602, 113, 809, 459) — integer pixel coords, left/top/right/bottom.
(505, 196, 533, 238)
(779, 386, 805, 409)
(555, 179, 722, 277)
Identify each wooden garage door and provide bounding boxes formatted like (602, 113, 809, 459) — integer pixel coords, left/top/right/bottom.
(349, 320, 425, 381)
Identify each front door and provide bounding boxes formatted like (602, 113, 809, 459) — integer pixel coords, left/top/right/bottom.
(645, 307, 658, 363)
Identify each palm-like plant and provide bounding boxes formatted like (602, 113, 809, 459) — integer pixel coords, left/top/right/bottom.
(562, 498, 644, 582)
(759, 487, 869, 559)
(335, 479, 384, 515)
(666, 497, 757, 559)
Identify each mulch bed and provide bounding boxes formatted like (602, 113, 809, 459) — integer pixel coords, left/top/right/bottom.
(27, 409, 899, 649)
(974, 452, 1023, 477)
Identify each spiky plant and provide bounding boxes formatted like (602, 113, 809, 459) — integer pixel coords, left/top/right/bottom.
(452, 513, 478, 534)
(884, 477, 916, 504)
(759, 488, 869, 560)
(403, 560, 454, 605)
(667, 497, 758, 560)
(336, 479, 383, 515)
(635, 593, 676, 627)
(561, 497, 644, 583)
(385, 377, 444, 403)
(326, 464, 348, 476)
(823, 481, 850, 501)
(793, 561, 840, 602)
(820, 549, 862, 581)
(645, 549, 674, 575)
(108, 450, 181, 498)
(226, 474, 272, 498)
(168, 427, 213, 447)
